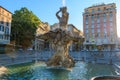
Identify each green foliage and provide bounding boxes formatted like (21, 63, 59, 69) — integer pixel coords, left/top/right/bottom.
(11, 7, 41, 49)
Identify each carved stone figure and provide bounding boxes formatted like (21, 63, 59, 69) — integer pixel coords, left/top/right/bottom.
(37, 7, 83, 68)
(56, 7, 69, 30)
(37, 29, 76, 68)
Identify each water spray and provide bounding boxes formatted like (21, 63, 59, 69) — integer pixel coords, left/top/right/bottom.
(62, 0, 66, 7)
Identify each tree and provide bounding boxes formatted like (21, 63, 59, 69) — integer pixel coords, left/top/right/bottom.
(11, 7, 41, 49)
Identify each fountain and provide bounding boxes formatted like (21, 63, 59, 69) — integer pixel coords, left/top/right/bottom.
(37, 1, 83, 68)
(91, 76, 120, 80)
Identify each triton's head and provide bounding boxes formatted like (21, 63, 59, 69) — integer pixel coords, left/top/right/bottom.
(60, 6, 67, 13)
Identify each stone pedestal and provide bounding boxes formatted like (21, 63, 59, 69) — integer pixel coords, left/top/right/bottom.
(46, 34, 75, 68)
(37, 28, 76, 68)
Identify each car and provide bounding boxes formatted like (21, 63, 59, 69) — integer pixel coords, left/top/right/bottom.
(27, 48, 33, 51)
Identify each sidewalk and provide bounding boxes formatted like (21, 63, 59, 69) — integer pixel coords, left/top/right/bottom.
(0, 50, 120, 66)
(0, 50, 53, 66)
(0, 51, 36, 66)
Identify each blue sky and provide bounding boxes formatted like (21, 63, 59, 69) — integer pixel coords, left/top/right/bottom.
(0, 0, 120, 37)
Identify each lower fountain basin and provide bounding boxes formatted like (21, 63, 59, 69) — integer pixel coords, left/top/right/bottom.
(0, 61, 118, 80)
(91, 76, 120, 80)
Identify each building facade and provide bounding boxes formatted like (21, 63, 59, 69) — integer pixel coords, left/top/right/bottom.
(118, 38, 120, 49)
(83, 3, 117, 51)
(51, 23, 84, 51)
(35, 22, 50, 50)
(0, 6, 12, 44)
(50, 23, 59, 30)
(68, 24, 84, 51)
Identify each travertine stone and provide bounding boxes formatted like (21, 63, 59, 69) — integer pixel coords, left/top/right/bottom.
(37, 29, 76, 68)
(37, 7, 83, 68)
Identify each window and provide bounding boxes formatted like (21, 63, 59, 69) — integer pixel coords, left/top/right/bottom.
(86, 34, 89, 38)
(86, 29, 88, 33)
(110, 22, 113, 26)
(5, 27, 9, 34)
(91, 15, 94, 24)
(86, 10, 88, 13)
(97, 19, 100, 23)
(5, 36, 9, 40)
(0, 25, 4, 31)
(85, 15, 88, 24)
(98, 33, 100, 37)
(110, 32, 114, 37)
(104, 7, 106, 10)
(104, 33, 107, 38)
(110, 27, 113, 32)
(95, 33, 98, 37)
(92, 29, 94, 33)
(109, 12, 113, 21)
(103, 22, 106, 27)
(5, 35, 9, 40)
(91, 24, 94, 28)
(97, 14, 100, 19)
(104, 28, 107, 33)
(92, 20, 94, 24)
(86, 20, 88, 24)
(6, 22, 9, 26)
(97, 23, 100, 28)
(91, 15, 94, 20)
(93, 34, 95, 37)
(103, 17, 106, 22)
(103, 13, 106, 17)
(0, 25, 1, 31)
(86, 40, 89, 43)
(109, 12, 113, 17)
(97, 14, 100, 23)
(110, 17, 112, 21)
(97, 8, 101, 12)
(92, 9, 94, 13)
(86, 15, 88, 18)
(86, 24, 88, 29)
(2, 26, 4, 31)
(103, 14, 107, 26)
(97, 29, 100, 33)
(104, 28, 107, 38)
(1, 21, 4, 24)
(0, 35, 3, 39)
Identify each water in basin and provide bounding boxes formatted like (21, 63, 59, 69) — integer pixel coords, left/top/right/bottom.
(0, 61, 116, 80)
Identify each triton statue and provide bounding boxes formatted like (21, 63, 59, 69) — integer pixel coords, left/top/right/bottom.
(37, 7, 83, 68)
(56, 7, 69, 30)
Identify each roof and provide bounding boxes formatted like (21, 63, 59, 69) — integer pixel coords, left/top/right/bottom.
(68, 24, 83, 33)
(0, 6, 12, 14)
(85, 3, 116, 10)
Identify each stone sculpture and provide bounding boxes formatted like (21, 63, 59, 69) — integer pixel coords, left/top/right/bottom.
(37, 7, 83, 68)
(56, 7, 69, 30)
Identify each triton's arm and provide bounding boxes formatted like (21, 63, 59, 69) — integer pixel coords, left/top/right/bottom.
(56, 9, 61, 19)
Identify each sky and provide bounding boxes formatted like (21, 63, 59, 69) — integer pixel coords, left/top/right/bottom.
(0, 0, 120, 37)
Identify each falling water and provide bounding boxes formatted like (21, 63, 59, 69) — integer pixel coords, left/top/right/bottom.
(62, 0, 66, 7)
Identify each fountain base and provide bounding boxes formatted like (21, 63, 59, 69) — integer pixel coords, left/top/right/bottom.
(37, 28, 76, 68)
(46, 52, 75, 68)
